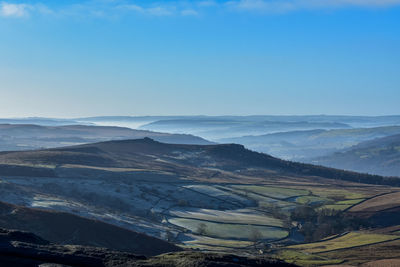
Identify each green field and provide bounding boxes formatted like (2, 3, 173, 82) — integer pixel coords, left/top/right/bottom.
(231, 185, 309, 199)
(336, 198, 365, 205)
(317, 204, 352, 211)
(275, 250, 343, 266)
(295, 195, 330, 205)
(317, 198, 365, 211)
(183, 235, 253, 250)
(221, 186, 296, 209)
(168, 217, 288, 240)
(308, 188, 366, 200)
(169, 208, 284, 227)
(287, 232, 399, 253)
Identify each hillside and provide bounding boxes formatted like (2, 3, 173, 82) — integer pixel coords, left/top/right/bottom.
(310, 134, 400, 177)
(0, 138, 394, 185)
(0, 228, 294, 267)
(0, 201, 181, 256)
(0, 124, 212, 151)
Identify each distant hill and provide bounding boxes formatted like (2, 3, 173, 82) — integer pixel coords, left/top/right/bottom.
(0, 117, 81, 126)
(219, 126, 400, 161)
(0, 124, 212, 151)
(0, 138, 397, 186)
(78, 115, 400, 128)
(310, 134, 400, 177)
(0, 201, 181, 256)
(139, 118, 350, 140)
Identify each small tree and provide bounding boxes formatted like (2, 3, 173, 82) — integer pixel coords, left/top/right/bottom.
(250, 227, 262, 248)
(197, 223, 207, 235)
(178, 199, 189, 207)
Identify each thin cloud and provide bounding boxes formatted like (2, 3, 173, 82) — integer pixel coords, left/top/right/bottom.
(0, 2, 55, 18)
(0, 2, 31, 17)
(226, 0, 400, 13)
(116, 3, 177, 16)
(147, 6, 174, 16)
(181, 9, 199, 16)
(2, 0, 400, 20)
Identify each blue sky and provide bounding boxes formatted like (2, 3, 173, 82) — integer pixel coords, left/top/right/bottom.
(0, 0, 399, 117)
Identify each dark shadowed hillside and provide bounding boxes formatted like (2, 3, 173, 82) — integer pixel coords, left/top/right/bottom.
(0, 201, 181, 256)
(0, 228, 296, 267)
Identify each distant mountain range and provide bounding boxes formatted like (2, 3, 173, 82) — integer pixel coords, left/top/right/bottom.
(0, 124, 212, 151)
(77, 115, 400, 129)
(310, 134, 400, 177)
(0, 117, 81, 126)
(138, 119, 350, 140)
(219, 126, 400, 161)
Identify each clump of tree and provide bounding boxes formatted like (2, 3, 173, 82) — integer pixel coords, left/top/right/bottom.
(178, 199, 189, 207)
(249, 227, 263, 248)
(197, 223, 208, 235)
(290, 205, 370, 242)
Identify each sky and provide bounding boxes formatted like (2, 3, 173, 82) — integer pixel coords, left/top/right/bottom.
(0, 0, 399, 118)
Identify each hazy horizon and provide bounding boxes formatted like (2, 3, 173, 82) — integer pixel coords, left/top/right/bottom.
(1, 114, 400, 120)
